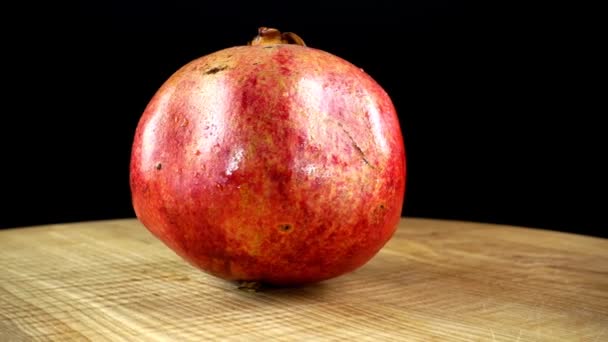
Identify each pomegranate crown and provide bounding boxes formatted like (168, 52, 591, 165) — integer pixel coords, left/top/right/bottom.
(249, 27, 306, 47)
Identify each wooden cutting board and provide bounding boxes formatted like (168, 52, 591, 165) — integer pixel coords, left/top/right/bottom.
(1, 218, 606, 341)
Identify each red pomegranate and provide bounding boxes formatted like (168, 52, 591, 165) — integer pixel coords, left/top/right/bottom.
(130, 28, 406, 285)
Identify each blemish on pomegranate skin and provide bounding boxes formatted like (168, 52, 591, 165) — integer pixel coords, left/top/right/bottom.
(205, 65, 228, 75)
(336, 122, 375, 168)
(155, 163, 162, 170)
(352, 143, 373, 168)
(278, 224, 292, 232)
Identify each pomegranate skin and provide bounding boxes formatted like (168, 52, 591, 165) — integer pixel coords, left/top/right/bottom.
(130, 41, 406, 285)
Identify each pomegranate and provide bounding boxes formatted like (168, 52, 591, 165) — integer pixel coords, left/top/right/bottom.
(130, 28, 406, 285)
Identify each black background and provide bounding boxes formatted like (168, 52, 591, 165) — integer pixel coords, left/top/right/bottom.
(3, 1, 604, 238)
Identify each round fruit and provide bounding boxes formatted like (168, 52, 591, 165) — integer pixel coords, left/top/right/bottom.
(130, 27, 406, 285)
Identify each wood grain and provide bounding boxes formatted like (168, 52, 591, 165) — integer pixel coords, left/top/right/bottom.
(1, 218, 607, 341)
